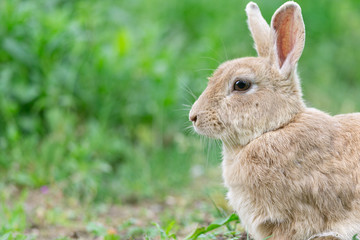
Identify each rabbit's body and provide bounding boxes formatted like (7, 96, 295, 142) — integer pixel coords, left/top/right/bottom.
(223, 108, 360, 239)
(189, 1, 360, 239)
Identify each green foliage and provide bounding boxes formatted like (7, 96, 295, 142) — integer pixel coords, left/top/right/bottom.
(104, 235, 120, 240)
(185, 213, 240, 240)
(1, 0, 360, 202)
(1, 0, 360, 238)
(86, 222, 108, 237)
(0, 0, 207, 202)
(0, 191, 28, 234)
(84, 213, 244, 240)
(0, 233, 34, 240)
(86, 222, 120, 240)
(153, 221, 177, 240)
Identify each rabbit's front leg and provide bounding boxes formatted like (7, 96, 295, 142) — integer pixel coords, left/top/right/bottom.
(256, 221, 290, 240)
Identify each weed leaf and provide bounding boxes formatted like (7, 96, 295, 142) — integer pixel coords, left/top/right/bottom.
(185, 213, 239, 239)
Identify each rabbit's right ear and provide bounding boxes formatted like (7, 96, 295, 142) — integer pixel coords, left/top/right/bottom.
(246, 2, 271, 57)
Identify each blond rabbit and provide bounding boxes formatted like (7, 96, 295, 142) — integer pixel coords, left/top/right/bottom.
(189, 1, 360, 240)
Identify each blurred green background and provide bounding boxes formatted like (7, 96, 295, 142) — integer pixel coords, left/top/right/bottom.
(0, 0, 360, 236)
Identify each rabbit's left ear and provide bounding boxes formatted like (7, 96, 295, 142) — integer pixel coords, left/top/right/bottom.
(271, 1, 305, 75)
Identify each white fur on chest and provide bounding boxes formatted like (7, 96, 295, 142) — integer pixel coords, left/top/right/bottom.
(226, 186, 263, 238)
(222, 149, 286, 239)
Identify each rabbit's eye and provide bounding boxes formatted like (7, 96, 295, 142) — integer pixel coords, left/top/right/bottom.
(234, 80, 252, 92)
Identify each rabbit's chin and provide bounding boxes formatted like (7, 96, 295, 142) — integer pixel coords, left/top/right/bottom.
(194, 125, 259, 146)
(192, 125, 223, 139)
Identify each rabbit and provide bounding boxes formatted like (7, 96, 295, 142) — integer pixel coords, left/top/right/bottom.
(189, 1, 360, 240)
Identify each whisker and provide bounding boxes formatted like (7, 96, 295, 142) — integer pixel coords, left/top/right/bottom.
(184, 125, 194, 131)
(215, 139, 222, 151)
(180, 84, 198, 102)
(174, 108, 192, 112)
(199, 56, 221, 65)
(220, 38, 229, 61)
(194, 68, 217, 72)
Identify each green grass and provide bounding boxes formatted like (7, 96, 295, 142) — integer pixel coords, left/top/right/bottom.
(1, 0, 360, 238)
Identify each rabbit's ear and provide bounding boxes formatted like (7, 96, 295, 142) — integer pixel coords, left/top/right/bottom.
(246, 2, 271, 57)
(271, 1, 305, 74)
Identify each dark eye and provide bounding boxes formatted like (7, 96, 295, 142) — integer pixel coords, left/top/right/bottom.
(234, 79, 252, 91)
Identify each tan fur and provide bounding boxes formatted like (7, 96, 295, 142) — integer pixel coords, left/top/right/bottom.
(189, 1, 360, 240)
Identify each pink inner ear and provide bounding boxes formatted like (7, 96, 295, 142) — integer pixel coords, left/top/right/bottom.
(273, 7, 296, 68)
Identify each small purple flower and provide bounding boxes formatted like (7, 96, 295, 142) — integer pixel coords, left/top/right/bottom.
(40, 185, 49, 194)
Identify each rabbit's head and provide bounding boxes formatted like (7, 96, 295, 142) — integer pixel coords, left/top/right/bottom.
(189, 1, 306, 146)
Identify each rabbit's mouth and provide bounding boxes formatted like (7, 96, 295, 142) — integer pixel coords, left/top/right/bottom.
(191, 112, 225, 139)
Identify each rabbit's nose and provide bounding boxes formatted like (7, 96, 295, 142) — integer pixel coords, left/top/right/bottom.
(189, 114, 197, 122)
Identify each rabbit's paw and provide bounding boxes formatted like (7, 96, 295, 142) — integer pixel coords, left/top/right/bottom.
(308, 232, 344, 240)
